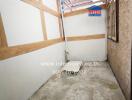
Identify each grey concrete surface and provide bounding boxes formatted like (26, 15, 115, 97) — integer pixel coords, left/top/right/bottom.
(29, 62, 126, 100)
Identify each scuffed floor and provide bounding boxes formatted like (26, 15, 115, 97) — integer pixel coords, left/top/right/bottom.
(29, 62, 126, 100)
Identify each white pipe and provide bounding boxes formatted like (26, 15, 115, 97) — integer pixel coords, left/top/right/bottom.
(60, 0, 69, 62)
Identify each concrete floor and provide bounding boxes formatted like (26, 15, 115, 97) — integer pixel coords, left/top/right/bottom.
(29, 62, 126, 100)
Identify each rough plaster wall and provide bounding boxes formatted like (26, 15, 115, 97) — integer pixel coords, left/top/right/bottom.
(107, 0, 131, 100)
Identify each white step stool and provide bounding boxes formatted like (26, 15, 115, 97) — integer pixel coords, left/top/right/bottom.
(62, 61, 83, 75)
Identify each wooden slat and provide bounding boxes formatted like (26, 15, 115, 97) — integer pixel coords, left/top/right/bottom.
(0, 38, 64, 60)
(22, 0, 61, 17)
(66, 34, 105, 41)
(0, 14, 8, 47)
(40, 10, 47, 40)
(39, 0, 47, 40)
(0, 34, 105, 60)
(56, 0, 63, 38)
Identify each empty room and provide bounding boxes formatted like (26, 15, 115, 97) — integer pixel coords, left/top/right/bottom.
(0, 0, 131, 100)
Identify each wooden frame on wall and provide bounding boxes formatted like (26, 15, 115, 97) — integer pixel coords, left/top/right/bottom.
(56, 0, 63, 38)
(107, 0, 119, 42)
(0, 0, 64, 60)
(0, 0, 106, 60)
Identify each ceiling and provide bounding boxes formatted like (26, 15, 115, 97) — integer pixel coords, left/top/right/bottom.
(61, 0, 106, 11)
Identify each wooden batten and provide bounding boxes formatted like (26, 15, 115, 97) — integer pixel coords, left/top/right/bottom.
(22, 0, 61, 17)
(66, 34, 105, 41)
(56, 0, 63, 38)
(39, 0, 47, 40)
(40, 11, 47, 40)
(0, 14, 8, 48)
(0, 34, 105, 60)
(0, 38, 64, 60)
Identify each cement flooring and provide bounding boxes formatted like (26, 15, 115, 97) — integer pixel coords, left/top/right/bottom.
(29, 62, 126, 100)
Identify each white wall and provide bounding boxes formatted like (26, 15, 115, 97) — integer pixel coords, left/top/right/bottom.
(0, 0, 44, 46)
(0, 0, 65, 100)
(44, 12, 60, 40)
(66, 39, 107, 61)
(64, 10, 107, 61)
(0, 43, 65, 100)
(42, 0, 58, 12)
(42, 0, 61, 40)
